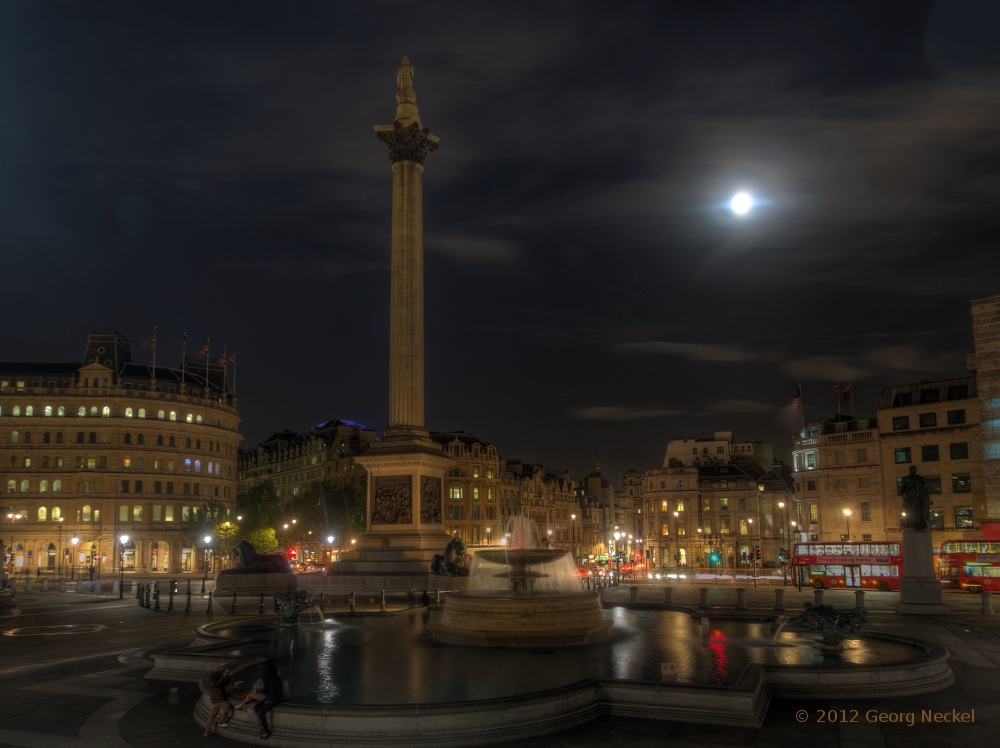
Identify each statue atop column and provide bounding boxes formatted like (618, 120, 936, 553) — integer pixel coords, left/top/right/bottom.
(898, 465, 931, 530)
(396, 56, 416, 104)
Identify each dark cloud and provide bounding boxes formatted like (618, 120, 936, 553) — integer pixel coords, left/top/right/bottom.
(1, 0, 998, 476)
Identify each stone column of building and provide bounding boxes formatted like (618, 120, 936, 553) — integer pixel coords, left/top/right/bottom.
(972, 295, 1000, 524)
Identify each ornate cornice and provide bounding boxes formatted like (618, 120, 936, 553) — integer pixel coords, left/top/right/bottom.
(376, 121, 438, 164)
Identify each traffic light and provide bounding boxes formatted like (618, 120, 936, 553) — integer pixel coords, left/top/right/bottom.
(755, 547, 762, 561)
(777, 548, 785, 562)
(708, 552, 721, 565)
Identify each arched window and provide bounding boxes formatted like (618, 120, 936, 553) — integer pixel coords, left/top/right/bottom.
(196, 414, 203, 423)
(90, 406, 98, 416)
(38, 506, 48, 521)
(169, 411, 177, 422)
(6, 480, 15, 493)
(25, 406, 33, 416)
(208, 462, 214, 475)
(137, 433, 145, 445)
(55, 455, 63, 468)
(44, 406, 53, 416)
(83, 505, 92, 521)
(51, 505, 61, 518)
(157, 410, 165, 420)
(124, 433, 131, 445)
(167, 459, 175, 471)
(10, 431, 18, 443)
(184, 458, 192, 472)
(102, 406, 110, 417)
(39, 480, 49, 494)
(186, 413, 193, 423)
(168, 436, 175, 447)
(56, 432, 63, 444)
(41, 456, 49, 468)
(57, 406, 65, 416)
(77, 406, 85, 416)
(43, 432, 50, 444)
(12, 405, 20, 416)
(22, 457, 30, 468)
(24, 432, 31, 443)
(125, 407, 133, 418)
(196, 439, 201, 449)
(195, 459, 202, 473)
(138, 408, 146, 419)
(88, 432, 96, 444)
(20, 479, 29, 492)
(185, 437, 192, 448)
(157, 435, 164, 446)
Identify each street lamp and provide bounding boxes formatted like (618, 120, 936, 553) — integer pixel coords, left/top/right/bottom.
(325, 535, 334, 565)
(202, 535, 212, 594)
(672, 511, 680, 570)
(486, 527, 491, 546)
(118, 534, 129, 599)
(70, 536, 79, 580)
(613, 531, 621, 583)
(55, 517, 64, 577)
(777, 501, 787, 584)
(6, 513, 23, 574)
(747, 517, 756, 585)
(843, 507, 852, 542)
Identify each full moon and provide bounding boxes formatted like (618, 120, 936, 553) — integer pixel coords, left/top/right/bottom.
(730, 192, 753, 215)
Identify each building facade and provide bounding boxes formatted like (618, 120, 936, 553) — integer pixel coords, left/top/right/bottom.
(1, 332, 241, 576)
(432, 432, 504, 546)
(237, 419, 376, 503)
(791, 416, 884, 545)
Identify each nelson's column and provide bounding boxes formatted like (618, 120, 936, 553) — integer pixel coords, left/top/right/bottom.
(337, 58, 454, 584)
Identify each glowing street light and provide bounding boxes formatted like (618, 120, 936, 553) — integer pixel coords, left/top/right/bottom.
(843, 507, 852, 540)
(70, 536, 79, 579)
(118, 534, 129, 599)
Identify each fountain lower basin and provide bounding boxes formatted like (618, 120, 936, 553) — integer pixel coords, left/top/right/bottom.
(428, 589, 612, 646)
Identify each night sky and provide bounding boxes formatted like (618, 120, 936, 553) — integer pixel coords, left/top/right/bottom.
(3, 2, 1000, 481)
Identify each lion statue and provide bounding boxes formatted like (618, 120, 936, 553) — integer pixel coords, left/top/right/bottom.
(430, 536, 470, 577)
(219, 540, 293, 575)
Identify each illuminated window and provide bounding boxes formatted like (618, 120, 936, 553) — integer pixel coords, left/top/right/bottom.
(158, 410, 165, 420)
(473, 487, 479, 500)
(196, 414, 202, 423)
(169, 411, 177, 421)
(123, 457, 131, 468)
(167, 459, 175, 471)
(38, 506, 47, 521)
(44, 406, 52, 416)
(57, 406, 65, 416)
(194, 459, 201, 473)
(676, 501, 684, 512)
(102, 406, 110, 417)
(138, 408, 146, 419)
(20, 479, 29, 492)
(25, 406, 33, 416)
(12, 405, 20, 416)
(82, 505, 91, 521)
(449, 486, 463, 499)
(186, 413, 193, 423)
(809, 504, 819, 523)
(89, 406, 97, 416)
(125, 407, 133, 418)
(10, 431, 18, 443)
(39, 480, 48, 493)
(184, 458, 191, 472)
(53, 482, 61, 494)
(720, 497, 728, 510)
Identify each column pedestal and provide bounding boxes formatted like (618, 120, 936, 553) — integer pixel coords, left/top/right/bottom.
(896, 528, 950, 615)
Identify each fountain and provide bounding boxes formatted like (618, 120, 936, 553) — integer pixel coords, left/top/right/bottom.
(428, 515, 613, 646)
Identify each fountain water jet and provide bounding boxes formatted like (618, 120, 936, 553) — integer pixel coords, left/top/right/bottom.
(429, 515, 612, 646)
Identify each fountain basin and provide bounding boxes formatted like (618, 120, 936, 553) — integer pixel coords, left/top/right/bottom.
(428, 590, 612, 646)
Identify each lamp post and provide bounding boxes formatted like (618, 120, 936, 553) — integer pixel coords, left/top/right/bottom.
(747, 517, 755, 585)
(613, 531, 621, 583)
(6, 513, 23, 574)
(843, 507, 852, 543)
(55, 517, 64, 577)
(70, 536, 79, 580)
(673, 511, 679, 570)
(202, 535, 212, 594)
(486, 527, 491, 546)
(777, 501, 787, 584)
(118, 534, 129, 599)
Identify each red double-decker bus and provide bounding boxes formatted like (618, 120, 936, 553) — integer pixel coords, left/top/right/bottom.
(791, 542, 902, 591)
(937, 541, 1000, 592)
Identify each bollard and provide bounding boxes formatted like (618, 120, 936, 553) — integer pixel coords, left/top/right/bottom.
(629, 586, 639, 603)
(737, 588, 747, 610)
(135, 582, 142, 600)
(408, 588, 415, 608)
(25, 577, 33, 592)
(435, 588, 441, 604)
(206, 591, 213, 615)
(982, 591, 994, 615)
(186, 578, 191, 594)
(259, 592, 265, 614)
(699, 587, 709, 608)
(147, 584, 153, 608)
(201, 576, 206, 595)
(59, 578, 67, 592)
(380, 590, 386, 613)
(230, 592, 237, 615)
(775, 589, 786, 612)
(167, 589, 174, 612)
(350, 591, 356, 613)
(854, 590, 866, 611)
(663, 587, 673, 605)
(184, 588, 191, 614)
(154, 588, 161, 612)
(814, 589, 824, 607)
(42, 578, 50, 592)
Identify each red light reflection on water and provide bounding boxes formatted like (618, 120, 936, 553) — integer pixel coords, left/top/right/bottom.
(707, 629, 728, 684)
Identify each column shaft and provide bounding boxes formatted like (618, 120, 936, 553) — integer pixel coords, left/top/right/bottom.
(388, 160, 425, 432)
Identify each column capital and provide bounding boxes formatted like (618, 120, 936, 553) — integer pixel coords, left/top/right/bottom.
(375, 121, 440, 164)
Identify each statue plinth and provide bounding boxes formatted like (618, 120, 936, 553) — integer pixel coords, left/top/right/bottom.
(896, 529, 950, 615)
